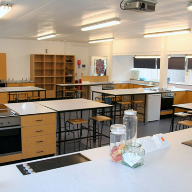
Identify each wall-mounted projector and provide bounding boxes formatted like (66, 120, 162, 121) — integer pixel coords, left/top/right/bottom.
(122, 0, 157, 12)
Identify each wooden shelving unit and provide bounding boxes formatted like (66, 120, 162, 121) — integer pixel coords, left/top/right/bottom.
(30, 54, 75, 98)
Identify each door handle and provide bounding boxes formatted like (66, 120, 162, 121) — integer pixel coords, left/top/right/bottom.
(36, 119, 42, 121)
(36, 151, 44, 153)
(36, 130, 43, 132)
(36, 141, 43, 143)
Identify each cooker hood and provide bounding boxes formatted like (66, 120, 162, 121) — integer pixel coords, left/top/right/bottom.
(122, 0, 157, 12)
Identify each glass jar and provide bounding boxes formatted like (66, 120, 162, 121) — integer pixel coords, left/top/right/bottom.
(122, 142, 145, 168)
(123, 109, 137, 144)
(110, 124, 126, 163)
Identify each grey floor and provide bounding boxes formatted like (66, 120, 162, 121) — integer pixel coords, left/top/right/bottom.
(56, 108, 179, 155)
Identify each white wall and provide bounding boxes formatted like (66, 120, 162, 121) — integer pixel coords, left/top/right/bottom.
(0, 39, 89, 81)
(111, 55, 133, 82)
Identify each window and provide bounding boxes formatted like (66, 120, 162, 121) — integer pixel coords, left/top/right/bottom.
(168, 57, 185, 70)
(133, 58, 156, 69)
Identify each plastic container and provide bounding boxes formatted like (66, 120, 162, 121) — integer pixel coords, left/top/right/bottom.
(123, 109, 138, 144)
(110, 124, 126, 163)
(122, 142, 145, 168)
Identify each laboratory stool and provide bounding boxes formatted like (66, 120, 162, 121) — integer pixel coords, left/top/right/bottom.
(76, 90, 87, 99)
(131, 100, 143, 111)
(117, 101, 131, 116)
(87, 116, 112, 149)
(15, 92, 29, 102)
(170, 112, 192, 131)
(28, 92, 41, 101)
(65, 118, 88, 153)
(177, 120, 192, 130)
(65, 90, 74, 99)
(95, 96, 102, 100)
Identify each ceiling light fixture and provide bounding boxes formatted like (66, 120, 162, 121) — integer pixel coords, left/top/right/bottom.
(0, 4, 12, 18)
(81, 18, 121, 31)
(37, 33, 56, 40)
(144, 28, 191, 38)
(135, 55, 171, 58)
(187, 2, 192, 11)
(185, 55, 192, 58)
(89, 37, 114, 44)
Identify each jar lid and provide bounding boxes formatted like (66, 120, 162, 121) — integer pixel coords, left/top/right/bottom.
(110, 124, 126, 135)
(124, 109, 137, 115)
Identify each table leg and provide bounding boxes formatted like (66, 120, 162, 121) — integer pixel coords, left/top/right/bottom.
(62, 87, 64, 98)
(56, 85, 58, 98)
(9, 92, 10, 102)
(171, 107, 175, 132)
(144, 94, 146, 124)
(93, 109, 96, 142)
(92, 91, 94, 100)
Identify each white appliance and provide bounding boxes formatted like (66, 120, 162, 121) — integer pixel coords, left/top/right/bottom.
(90, 85, 102, 100)
(147, 94, 161, 122)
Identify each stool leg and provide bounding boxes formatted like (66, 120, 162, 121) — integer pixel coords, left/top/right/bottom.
(73, 124, 75, 152)
(97, 122, 100, 147)
(100, 122, 104, 147)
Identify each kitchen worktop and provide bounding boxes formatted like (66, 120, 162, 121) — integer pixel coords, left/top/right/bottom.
(1, 129, 192, 192)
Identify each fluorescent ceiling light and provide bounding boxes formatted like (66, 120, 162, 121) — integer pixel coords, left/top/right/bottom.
(185, 55, 192, 58)
(135, 55, 171, 59)
(187, 2, 192, 11)
(89, 37, 114, 44)
(0, 4, 12, 18)
(144, 28, 191, 38)
(81, 19, 121, 31)
(37, 33, 56, 40)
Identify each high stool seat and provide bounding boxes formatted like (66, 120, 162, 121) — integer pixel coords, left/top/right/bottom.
(15, 92, 28, 102)
(65, 90, 74, 99)
(65, 118, 88, 153)
(76, 90, 87, 98)
(87, 116, 112, 149)
(95, 96, 102, 100)
(117, 101, 131, 117)
(177, 120, 192, 130)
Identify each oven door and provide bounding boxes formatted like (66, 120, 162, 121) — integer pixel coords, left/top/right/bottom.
(161, 97, 174, 111)
(0, 126, 22, 156)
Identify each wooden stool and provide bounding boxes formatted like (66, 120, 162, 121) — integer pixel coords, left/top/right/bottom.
(87, 116, 112, 149)
(28, 92, 41, 101)
(65, 90, 74, 99)
(95, 96, 102, 100)
(170, 112, 192, 131)
(15, 92, 28, 102)
(131, 100, 143, 110)
(117, 101, 131, 116)
(65, 118, 88, 153)
(177, 120, 192, 130)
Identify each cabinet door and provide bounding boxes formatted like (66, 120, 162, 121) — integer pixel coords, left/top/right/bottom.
(128, 84, 134, 88)
(186, 91, 192, 103)
(0, 53, 6, 79)
(174, 91, 186, 112)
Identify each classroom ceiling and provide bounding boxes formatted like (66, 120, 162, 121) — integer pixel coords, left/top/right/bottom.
(0, 0, 192, 43)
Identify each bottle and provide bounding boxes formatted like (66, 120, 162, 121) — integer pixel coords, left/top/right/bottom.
(109, 124, 126, 163)
(123, 109, 137, 144)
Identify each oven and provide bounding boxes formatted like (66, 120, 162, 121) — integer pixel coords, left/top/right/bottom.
(0, 105, 21, 156)
(161, 92, 174, 111)
(0, 79, 7, 87)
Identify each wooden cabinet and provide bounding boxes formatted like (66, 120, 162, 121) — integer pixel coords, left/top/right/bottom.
(174, 91, 186, 112)
(21, 113, 56, 159)
(0, 53, 6, 79)
(114, 84, 128, 89)
(7, 82, 35, 87)
(186, 91, 192, 103)
(0, 93, 7, 104)
(30, 54, 75, 98)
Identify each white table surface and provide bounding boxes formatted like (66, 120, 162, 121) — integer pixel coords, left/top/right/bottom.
(5, 102, 55, 115)
(37, 98, 113, 112)
(92, 88, 188, 96)
(0, 86, 46, 92)
(1, 129, 192, 192)
(173, 103, 192, 109)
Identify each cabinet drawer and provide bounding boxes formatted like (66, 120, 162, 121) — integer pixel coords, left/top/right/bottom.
(22, 144, 56, 159)
(22, 124, 56, 138)
(22, 134, 56, 148)
(0, 153, 22, 164)
(21, 113, 56, 127)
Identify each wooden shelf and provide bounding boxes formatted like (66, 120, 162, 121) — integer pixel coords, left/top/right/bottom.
(31, 54, 75, 98)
